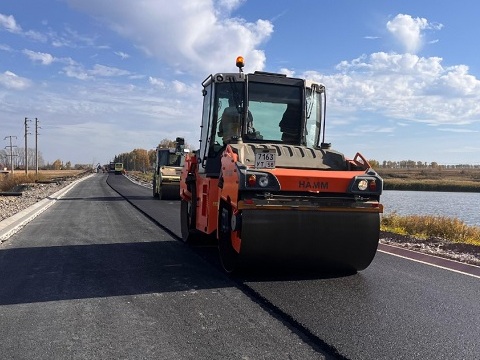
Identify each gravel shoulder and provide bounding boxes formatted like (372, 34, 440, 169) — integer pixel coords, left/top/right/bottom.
(380, 231, 480, 266)
(1, 177, 479, 266)
(0, 181, 75, 222)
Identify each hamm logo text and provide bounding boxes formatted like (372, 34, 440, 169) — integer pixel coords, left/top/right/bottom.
(298, 181, 328, 190)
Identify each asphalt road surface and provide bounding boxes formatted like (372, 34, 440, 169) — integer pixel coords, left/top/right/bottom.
(0, 174, 328, 360)
(1, 173, 479, 359)
(107, 174, 480, 360)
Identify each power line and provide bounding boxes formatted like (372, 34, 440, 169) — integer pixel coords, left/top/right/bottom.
(35, 118, 40, 175)
(24, 117, 32, 175)
(4, 135, 18, 175)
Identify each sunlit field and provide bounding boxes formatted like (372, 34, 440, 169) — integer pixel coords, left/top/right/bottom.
(0, 170, 85, 192)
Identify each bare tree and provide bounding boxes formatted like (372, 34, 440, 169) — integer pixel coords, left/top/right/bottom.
(0, 149, 7, 168)
(12, 147, 45, 169)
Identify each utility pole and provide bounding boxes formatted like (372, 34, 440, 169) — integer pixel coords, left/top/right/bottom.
(4, 135, 18, 175)
(24, 117, 32, 175)
(35, 118, 40, 176)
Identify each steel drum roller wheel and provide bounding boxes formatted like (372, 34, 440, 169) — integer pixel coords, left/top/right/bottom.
(158, 184, 181, 200)
(180, 199, 195, 243)
(152, 179, 159, 198)
(218, 203, 240, 273)
(180, 184, 198, 243)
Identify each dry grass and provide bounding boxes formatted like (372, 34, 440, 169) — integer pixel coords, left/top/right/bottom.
(381, 213, 480, 246)
(128, 171, 153, 183)
(36, 170, 84, 178)
(0, 170, 85, 192)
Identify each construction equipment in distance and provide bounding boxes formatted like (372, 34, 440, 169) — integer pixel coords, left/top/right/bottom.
(114, 162, 124, 175)
(180, 56, 383, 273)
(153, 137, 187, 200)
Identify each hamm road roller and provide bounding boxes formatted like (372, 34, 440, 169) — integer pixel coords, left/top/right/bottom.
(180, 56, 383, 273)
(153, 137, 187, 200)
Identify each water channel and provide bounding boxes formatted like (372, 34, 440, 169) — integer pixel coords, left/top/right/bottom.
(381, 190, 480, 226)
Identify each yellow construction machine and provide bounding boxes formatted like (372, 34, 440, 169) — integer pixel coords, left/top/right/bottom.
(153, 137, 186, 199)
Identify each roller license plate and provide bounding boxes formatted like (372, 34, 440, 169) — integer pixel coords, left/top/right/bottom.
(254, 149, 276, 169)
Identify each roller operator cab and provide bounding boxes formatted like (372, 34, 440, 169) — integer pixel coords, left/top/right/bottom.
(153, 137, 187, 200)
(180, 56, 383, 273)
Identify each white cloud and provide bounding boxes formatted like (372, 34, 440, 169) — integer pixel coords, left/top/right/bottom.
(149, 76, 165, 88)
(444, 146, 480, 154)
(66, 0, 273, 75)
(89, 64, 131, 77)
(386, 14, 443, 54)
(436, 64, 479, 96)
(279, 68, 295, 77)
(3, 78, 203, 162)
(22, 49, 55, 65)
(24, 30, 48, 42)
(62, 64, 91, 80)
(0, 71, 32, 90)
(0, 13, 47, 41)
(356, 125, 396, 134)
(61, 62, 132, 79)
(216, 0, 244, 13)
(0, 43, 13, 51)
(0, 13, 22, 33)
(437, 128, 478, 133)
(47, 25, 102, 49)
(305, 52, 480, 127)
(172, 80, 188, 93)
(114, 51, 130, 59)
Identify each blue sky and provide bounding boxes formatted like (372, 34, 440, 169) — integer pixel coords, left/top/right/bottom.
(1, 0, 480, 166)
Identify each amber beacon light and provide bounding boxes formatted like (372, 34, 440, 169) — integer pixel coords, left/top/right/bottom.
(236, 56, 245, 70)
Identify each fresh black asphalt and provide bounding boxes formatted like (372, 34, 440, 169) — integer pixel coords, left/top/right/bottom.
(0, 174, 328, 360)
(108, 173, 480, 360)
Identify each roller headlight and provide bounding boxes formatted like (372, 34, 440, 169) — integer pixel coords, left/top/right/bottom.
(258, 176, 269, 187)
(239, 168, 280, 191)
(348, 174, 383, 195)
(357, 179, 368, 191)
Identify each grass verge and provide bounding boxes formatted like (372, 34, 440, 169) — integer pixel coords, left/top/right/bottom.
(127, 171, 153, 183)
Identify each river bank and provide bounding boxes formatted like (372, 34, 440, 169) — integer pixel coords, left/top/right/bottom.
(377, 168, 480, 192)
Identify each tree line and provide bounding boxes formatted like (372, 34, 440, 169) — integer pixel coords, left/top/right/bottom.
(110, 138, 185, 172)
(110, 137, 480, 173)
(0, 147, 93, 171)
(369, 160, 480, 169)
(0, 147, 45, 170)
(112, 148, 154, 172)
